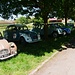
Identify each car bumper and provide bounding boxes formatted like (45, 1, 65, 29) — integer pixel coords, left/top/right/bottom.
(28, 39, 41, 43)
(0, 51, 17, 60)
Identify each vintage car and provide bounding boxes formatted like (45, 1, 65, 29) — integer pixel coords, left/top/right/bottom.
(54, 22, 71, 35)
(32, 23, 71, 37)
(32, 23, 64, 38)
(3, 24, 41, 44)
(0, 32, 17, 60)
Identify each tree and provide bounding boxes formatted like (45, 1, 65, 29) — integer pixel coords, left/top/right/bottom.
(33, 17, 44, 24)
(0, 0, 56, 39)
(53, 0, 75, 25)
(15, 16, 27, 25)
(62, 0, 75, 25)
(0, 0, 75, 39)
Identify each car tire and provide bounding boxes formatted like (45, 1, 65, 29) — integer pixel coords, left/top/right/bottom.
(52, 32, 58, 38)
(20, 37, 26, 44)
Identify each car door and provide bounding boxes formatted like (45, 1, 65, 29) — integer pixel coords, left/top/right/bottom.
(11, 27, 20, 41)
(8, 26, 16, 41)
(48, 24, 55, 35)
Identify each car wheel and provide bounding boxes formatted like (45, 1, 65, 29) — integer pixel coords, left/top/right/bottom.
(52, 32, 58, 38)
(20, 37, 26, 44)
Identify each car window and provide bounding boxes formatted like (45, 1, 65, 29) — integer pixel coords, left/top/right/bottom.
(23, 26, 28, 30)
(58, 23, 64, 27)
(17, 26, 28, 30)
(8, 26, 17, 30)
(48, 23, 61, 28)
(48, 24, 55, 29)
(54, 24, 59, 27)
(18, 27, 23, 30)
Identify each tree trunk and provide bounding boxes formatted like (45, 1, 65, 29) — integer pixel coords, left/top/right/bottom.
(44, 23, 48, 40)
(42, 14, 48, 40)
(64, 1, 69, 26)
(41, 6, 49, 40)
(65, 15, 67, 26)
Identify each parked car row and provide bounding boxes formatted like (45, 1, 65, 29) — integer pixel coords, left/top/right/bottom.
(0, 24, 41, 60)
(0, 23, 74, 60)
(3, 23, 74, 42)
(32, 22, 73, 38)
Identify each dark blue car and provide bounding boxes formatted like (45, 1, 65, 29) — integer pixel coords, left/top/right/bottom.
(55, 22, 71, 35)
(3, 24, 41, 44)
(61, 27, 71, 35)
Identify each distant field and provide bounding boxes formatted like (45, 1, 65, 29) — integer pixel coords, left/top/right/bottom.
(0, 20, 15, 29)
(0, 20, 15, 24)
(0, 20, 13, 35)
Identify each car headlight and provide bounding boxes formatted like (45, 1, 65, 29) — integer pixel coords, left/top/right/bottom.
(10, 43, 15, 48)
(57, 28, 63, 34)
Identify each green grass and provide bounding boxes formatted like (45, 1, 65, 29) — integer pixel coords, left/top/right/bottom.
(0, 24, 75, 75)
(0, 47, 56, 75)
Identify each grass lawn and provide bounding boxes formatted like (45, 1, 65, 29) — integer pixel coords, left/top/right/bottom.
(0, 24, 75, 75)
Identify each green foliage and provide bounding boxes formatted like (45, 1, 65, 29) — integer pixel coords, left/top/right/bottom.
(0, 0, 75, 20)
(33, 17, 44, 24)
(16, 16, 27, 25)
(0, 0, 75, 39)
(15, 16, 32, 25)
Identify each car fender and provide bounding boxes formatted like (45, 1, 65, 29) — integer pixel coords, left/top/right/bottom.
(56, 28, 63, 34)
(19, 33, 32, 42)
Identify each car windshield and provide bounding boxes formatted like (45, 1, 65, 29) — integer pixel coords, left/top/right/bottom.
(58, 23, 64, 27)
(17, 26, 28, 30)
(49, 23, 60, 27)
(7, 26, 16, 30)
(54, 24, 59, 27)
(7, 25, 29, 31)
(48, 22, 65, 28)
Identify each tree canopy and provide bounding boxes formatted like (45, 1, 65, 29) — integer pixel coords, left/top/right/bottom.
(0, 0, 75, 39)
(0, 0, 75, 20)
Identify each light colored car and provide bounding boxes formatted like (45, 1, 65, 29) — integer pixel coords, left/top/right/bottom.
(0, 32, 17, 60)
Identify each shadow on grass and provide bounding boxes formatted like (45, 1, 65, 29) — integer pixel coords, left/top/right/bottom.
(16, 30, 75, 56)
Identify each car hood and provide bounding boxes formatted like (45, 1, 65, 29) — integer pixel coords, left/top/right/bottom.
(0, 39, 9, 50)
(61, 27, 70, 30)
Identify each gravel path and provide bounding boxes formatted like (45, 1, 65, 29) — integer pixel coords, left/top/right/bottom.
(29, 38, 75, 75)
(30, 48, 75, 75)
